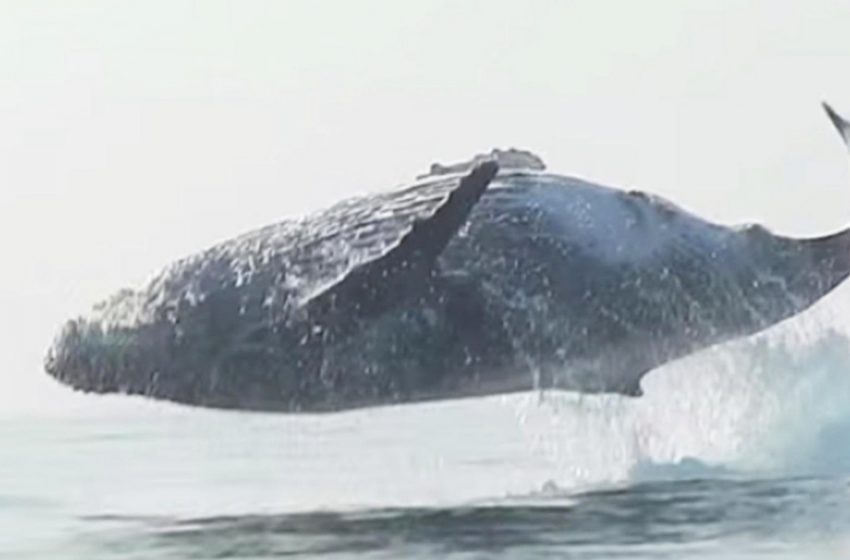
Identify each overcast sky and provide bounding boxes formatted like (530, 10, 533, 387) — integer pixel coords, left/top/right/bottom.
(3, 1, 850, 410)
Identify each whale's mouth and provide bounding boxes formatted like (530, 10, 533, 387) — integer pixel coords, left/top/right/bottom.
(44, 316, 175, 399)
(45, 319, 134, 393)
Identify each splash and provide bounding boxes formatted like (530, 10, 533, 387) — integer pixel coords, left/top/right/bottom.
(511, 282, 850, 490)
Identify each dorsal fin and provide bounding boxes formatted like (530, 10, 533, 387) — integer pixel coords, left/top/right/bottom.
(419, 148, 544, 179)
(823, 101, 850, 149)
(304, 161, 499, 328)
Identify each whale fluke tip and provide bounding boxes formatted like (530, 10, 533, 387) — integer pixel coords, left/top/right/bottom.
(823, 101, 850, 148)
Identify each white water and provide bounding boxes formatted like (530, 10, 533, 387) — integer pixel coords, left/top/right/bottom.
(517, 279, 850, 488)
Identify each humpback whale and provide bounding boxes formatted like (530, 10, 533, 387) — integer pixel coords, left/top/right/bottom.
(45, 105, 850, 412)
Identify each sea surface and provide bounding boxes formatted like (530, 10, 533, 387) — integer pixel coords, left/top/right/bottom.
(6, 288, 850, 559)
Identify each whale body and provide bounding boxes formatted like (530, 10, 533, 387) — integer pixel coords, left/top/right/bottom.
(45, 106, 850, 412)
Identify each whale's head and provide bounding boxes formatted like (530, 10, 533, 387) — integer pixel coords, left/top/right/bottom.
(44, 289, 184, 401)
(44, 264, 322, 410)
(45, 319, 147, 394)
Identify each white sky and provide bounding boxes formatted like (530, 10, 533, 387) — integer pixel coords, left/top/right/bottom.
(3, 1, 850, 410)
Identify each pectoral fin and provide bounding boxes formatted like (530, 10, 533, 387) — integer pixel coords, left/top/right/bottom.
(304, 161, 499, 326)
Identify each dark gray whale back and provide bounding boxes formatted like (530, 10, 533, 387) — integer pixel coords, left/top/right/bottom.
(45, 111, 850, 412)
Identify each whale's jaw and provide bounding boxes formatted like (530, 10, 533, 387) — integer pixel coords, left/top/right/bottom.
(44, 316, 187, 402)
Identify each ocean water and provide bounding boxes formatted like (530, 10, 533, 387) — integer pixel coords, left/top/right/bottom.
(6, 285, 850, 559)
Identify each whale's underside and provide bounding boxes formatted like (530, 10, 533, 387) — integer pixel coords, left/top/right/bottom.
(45, 108, 850, 412)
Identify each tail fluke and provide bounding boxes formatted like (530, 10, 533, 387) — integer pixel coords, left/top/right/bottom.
(823, 101, 850, 149)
